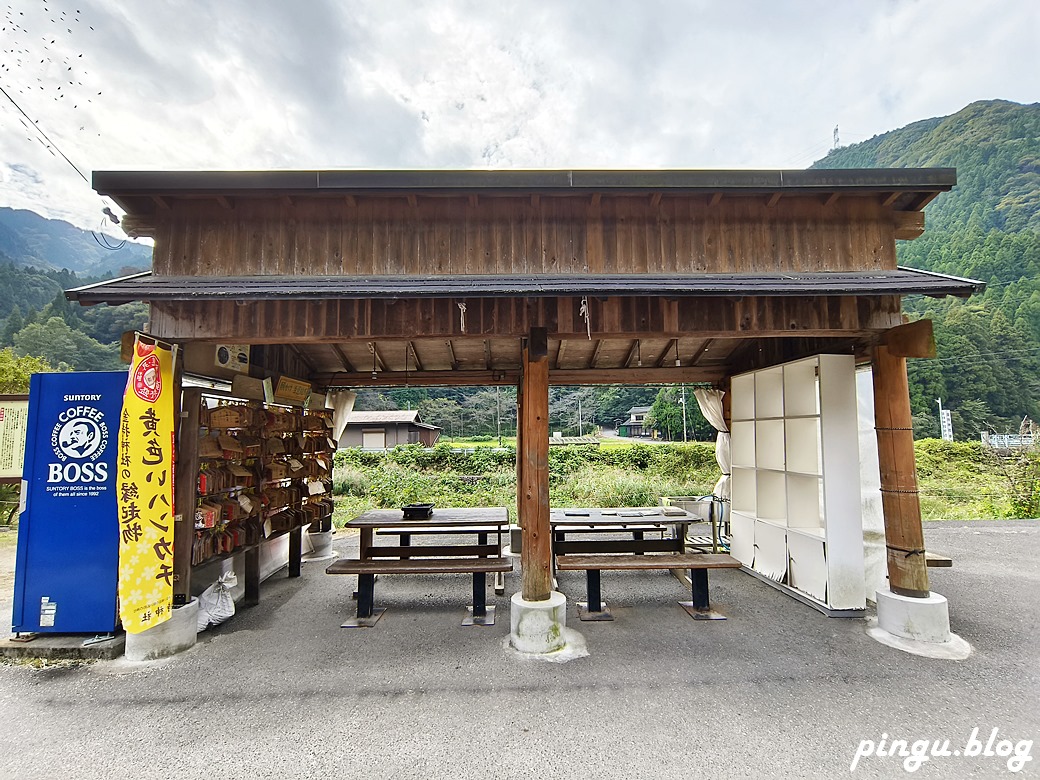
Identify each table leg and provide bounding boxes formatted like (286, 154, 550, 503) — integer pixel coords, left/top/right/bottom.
(341, 572, 386, 628)
(357, 573, 375, 618)
(576, 568, 614, 621)
(288, 525, 302, 578)
(691, 568, 709, 609)
(679, 568, 727, 620)
(244, 546, 260, 607)
(463, 571, 496, 626)
(587, 569, 603, 612)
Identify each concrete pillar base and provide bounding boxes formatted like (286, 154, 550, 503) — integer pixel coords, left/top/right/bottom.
(868, 588, 971, 659)
(124, 598, 199, 662)
(510, 591, 567, 654)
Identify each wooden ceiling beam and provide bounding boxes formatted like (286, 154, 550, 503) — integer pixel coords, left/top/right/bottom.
(368, 342, 387, 372)
(311, 365, 726, 389)
(589, 339, 604, 369)
(331, 343, 354, 373)
(288, 343, 316, 373)
(407, 341, 424, 372)
(624, 339, 641, 368)
(688, 338, 714, 366)
(556, 340, 569, 369)
(655, 339, 677, 367)
(894, 211, 926, 241)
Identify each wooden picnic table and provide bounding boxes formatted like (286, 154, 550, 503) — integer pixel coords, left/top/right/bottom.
(328, 507, 511, 627)
(549, 507, 739, 621)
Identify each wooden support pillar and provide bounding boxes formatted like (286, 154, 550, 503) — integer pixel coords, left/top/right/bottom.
(872, 345, 930, 597)
(519, 330, 551, 601)
(173, 385, 201, 607)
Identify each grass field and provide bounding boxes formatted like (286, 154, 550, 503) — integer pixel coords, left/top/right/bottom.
(330, 438, 1039, 525)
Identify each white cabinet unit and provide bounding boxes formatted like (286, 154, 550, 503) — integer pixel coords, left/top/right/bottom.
(729, 354, 865, 614)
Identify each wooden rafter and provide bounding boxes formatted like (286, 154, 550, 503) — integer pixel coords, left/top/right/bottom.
(445, 340, 459, 370)
(688, 338, 714, 366)
(766, 192, 782, 208)
(655, 339, 678, 368)
(331, 343, 355, 373)
(216, 195, 234, 210)
(588, 339, 604, 369)
(822, 192, 840, 207)
(407, 341, 424, 371)
(289, 344, 316, 373)
(624, 339, 641, 368)
(556, 340, 569, 369)
(708, 192, 723, 207)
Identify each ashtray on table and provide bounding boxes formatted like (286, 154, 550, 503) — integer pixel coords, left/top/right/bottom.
(402, 503, 434, 520)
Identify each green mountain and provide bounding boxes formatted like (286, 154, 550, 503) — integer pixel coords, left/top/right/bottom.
(813, 99, 1040, 438)
(0, 207, 151, 275)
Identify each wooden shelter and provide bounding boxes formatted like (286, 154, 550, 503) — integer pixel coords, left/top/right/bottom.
(69, 168, 981, 609)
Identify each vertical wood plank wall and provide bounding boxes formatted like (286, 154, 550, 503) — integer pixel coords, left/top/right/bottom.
(149, 196, 897, 277)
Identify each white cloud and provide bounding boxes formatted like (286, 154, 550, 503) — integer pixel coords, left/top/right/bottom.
(0, 0, 1036, 230)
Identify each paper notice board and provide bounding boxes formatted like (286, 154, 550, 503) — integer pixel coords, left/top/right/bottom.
(0, 396, 30, 480)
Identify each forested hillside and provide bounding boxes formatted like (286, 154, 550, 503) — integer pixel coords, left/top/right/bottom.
(813, 100, 1040, 438)
(0, 207, 150, 275)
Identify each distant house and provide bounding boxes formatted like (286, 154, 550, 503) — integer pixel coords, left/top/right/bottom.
(617, 406, 652, 438)
(340, 410, 441, 449)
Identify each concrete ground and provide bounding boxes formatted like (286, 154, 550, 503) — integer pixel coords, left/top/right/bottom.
(1, 520, 1037, 779)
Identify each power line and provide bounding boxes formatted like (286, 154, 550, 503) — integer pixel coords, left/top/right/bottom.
(0, 81, 89, 186)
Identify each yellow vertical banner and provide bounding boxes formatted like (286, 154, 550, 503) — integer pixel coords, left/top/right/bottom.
(118, 337, 177, 633)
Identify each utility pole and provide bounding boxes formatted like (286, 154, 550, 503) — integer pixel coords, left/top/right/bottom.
(578, 395, 583, 437)
(680, 384, 688, 443)
(496, 386, 502, 446)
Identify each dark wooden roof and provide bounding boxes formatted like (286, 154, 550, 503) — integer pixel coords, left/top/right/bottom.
(93, 168, 956, 215)
(67, 268, 982, 305)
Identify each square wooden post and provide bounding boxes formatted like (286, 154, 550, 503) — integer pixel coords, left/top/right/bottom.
(871, 345, 930, 597)
(519, 330, 551, 601)
(173, 385, 201, 607)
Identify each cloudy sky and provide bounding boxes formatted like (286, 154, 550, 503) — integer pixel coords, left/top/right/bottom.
(1, 0, 1037, 232)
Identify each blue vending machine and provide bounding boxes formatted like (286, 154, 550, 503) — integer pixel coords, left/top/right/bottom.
(13, 371, 127, 634)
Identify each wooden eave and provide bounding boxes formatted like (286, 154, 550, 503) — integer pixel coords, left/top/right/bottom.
(94, 168, 957, 232)
(66, 268, 982, 306)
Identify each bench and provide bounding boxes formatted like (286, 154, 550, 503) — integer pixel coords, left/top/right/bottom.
(374, 526, 509, 593)
(555, 552, 741, 621)
(327, 556, 513, 628)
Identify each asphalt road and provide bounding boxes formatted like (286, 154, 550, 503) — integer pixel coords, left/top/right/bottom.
(1, 520, 1037, 780)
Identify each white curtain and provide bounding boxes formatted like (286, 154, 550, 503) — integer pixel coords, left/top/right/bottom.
(328, 390, 357, 444)
(694, 387, 730, 508)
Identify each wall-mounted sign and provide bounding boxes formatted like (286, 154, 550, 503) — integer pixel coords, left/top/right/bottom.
(274, 376, 311, 406)
(215, 344, 250, 373)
